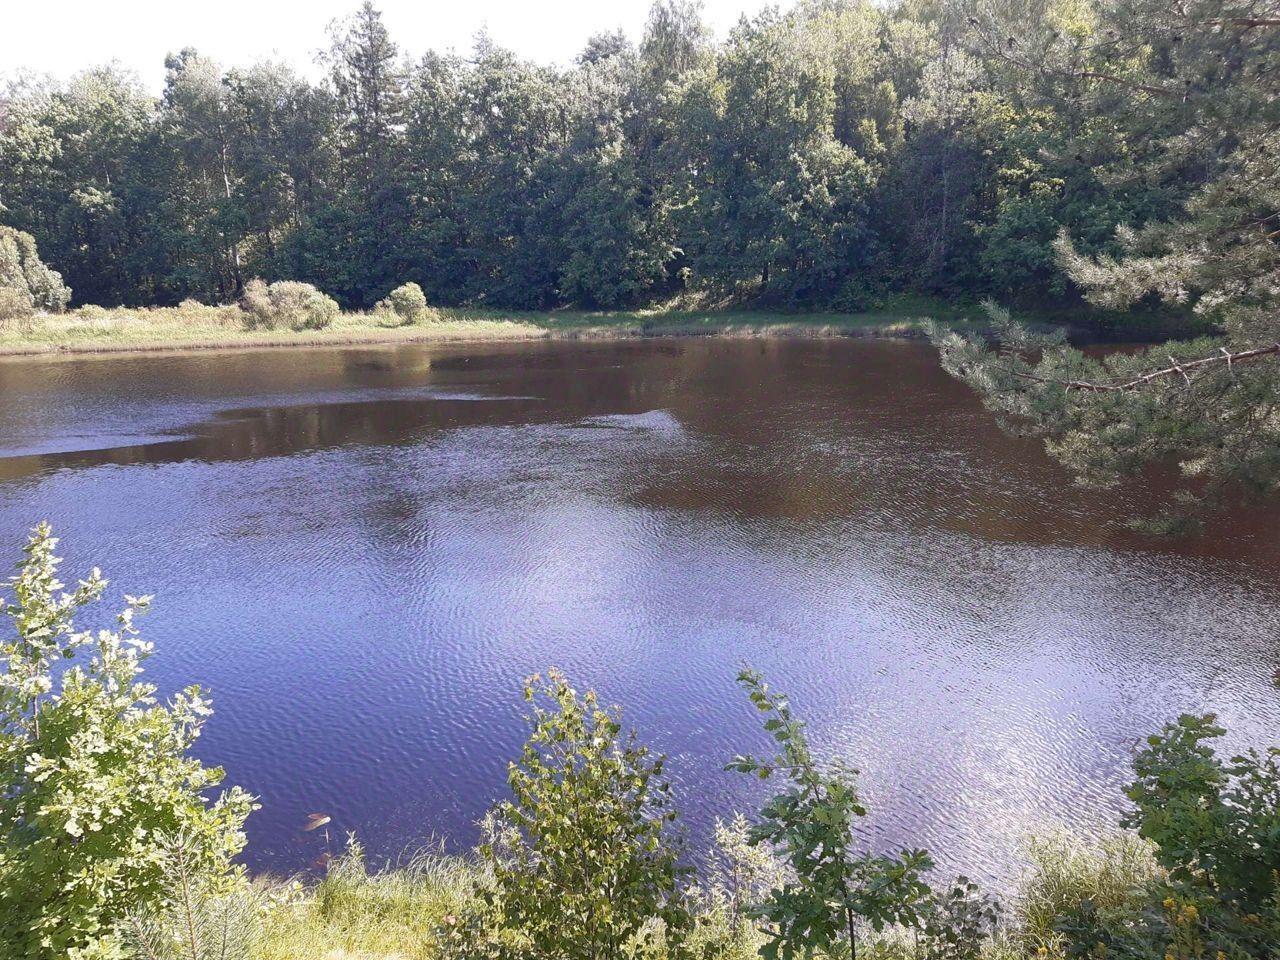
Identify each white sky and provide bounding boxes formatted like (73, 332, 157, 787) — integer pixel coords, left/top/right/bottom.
(1, 0, 775, 92)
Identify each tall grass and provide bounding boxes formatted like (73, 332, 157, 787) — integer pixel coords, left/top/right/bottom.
(254, 843, 480, 960)
(242, 831, 1161, 960)
(1014, 832, 1160, 952)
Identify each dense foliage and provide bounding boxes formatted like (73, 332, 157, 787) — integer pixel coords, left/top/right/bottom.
(0, 0, 1220, 315)
(0, 525, 253, 959)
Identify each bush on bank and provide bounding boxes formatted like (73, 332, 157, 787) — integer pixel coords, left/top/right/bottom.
(378, 282, 432, 325)
(240, 278, 340, 331)
(0, 226, 72, 327)
(0, 524, 254, 960)
(1, 526, 1276, 959)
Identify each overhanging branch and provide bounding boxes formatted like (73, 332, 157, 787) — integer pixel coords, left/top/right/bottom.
(1077, 71, 1177, 97)
(1012, 342, 1280, 392)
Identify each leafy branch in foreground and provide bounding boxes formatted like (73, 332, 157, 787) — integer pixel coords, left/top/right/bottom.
(930, 303, 1280, 530)
(0, 523, 255, 960)
(480, 669, 693, 960)
(726, 669, 940, 960)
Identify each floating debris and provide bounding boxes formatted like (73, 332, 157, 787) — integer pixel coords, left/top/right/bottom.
(302, 813, 331, 832)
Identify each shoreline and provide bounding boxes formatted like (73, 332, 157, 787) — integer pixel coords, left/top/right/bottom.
(0, 316, 952, 360)
(0, 298, 1204, 360)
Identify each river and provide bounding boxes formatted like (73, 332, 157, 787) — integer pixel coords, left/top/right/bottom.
(0, 337, 1276, 888)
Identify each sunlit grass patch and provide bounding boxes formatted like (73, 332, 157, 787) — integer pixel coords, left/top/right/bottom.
(0, 292, 986, 357)
(1014, 831, 1160, 952)
(254, 846, 480, 960)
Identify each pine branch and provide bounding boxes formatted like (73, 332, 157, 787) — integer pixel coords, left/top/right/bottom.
(1197, 17, 1280, 28)
(965, 26, 1179, 99)
(1012, 342, 1280, 392)
(1076, 71, 1178, 97)
(1170, 2, 1280, 29)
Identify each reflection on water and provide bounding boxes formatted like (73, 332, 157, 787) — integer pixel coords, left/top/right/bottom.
(0, 338, 1277, 889)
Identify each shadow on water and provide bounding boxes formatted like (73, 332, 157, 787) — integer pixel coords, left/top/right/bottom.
(5, 338, 1278, 566)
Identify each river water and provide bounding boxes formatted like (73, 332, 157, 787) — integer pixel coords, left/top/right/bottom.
(0, 337, 1276, 888)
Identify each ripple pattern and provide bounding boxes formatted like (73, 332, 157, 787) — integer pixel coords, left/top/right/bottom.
(0, 338, 1277, 892)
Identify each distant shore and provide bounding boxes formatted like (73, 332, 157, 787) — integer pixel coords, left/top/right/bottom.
(0, 297, 1201, 359)
(0, 304, 966, 358)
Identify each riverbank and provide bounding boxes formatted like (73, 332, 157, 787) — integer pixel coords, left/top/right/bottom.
(0, 297, 984, 358)
(0, 295, 1211, 359)
(247, 831, 1154, 960)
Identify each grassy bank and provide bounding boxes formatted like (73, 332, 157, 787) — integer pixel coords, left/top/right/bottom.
(0, 294, 1212, 358)
(247, 831, 1158, 960)
(0, 296, 988, 357)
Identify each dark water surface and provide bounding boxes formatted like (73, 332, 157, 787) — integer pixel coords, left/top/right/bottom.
(1, 338, 1277, 888)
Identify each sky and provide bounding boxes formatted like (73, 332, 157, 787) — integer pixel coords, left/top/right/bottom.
(0, 0, 775, 92)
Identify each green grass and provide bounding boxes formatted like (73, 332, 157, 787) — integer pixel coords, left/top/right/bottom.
(242, 831, 1159, 960)
(0, 294, 988, 357)
(253, 850, 481, 960)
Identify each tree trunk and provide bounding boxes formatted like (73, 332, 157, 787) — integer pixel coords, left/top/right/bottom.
(220, 141, 243, 293)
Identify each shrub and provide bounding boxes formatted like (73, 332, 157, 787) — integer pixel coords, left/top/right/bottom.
(0, 225, 72, 313)
(121, 831, 262, 960)
(239, 278, 274, 328)
(480, 669, 693, 960)
(0, 287, 35, 330)
(74, 304, 114, 321)
(706, 813, 785, 924)
(727, 669, 936, 960)
(0, 524, 256, 959)
(1126, 713, 1280, 908)
(239, 278, 339, 331)
(922, 880, 1002, 960)
(378, 282, 429, 324)
(1040, 715, 1280, 960)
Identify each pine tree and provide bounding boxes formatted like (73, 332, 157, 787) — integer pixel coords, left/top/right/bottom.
(935, 0, 1280, 528)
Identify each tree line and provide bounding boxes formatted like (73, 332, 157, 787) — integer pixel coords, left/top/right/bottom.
(0, 0, 1217, 313)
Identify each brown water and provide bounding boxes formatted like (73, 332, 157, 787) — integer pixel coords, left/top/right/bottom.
(0, 337, 1277, 887)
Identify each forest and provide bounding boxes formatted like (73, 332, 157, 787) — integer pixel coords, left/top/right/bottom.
(0, 0, 1258, 317)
